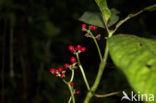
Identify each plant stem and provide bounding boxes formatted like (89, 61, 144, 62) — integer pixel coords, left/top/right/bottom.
(94, 91, 120, 98)
(79, 65, 90, 90)
(63, 72, 75, 103)
(101, 15, 110, 36)
(113, 10, 143, 34)
(84, 40, 109, 103)
(68, 84, 75, 103)
(63, 67, 75, 103)
(76, 53, 90, 91)
(68, 96, 72, 103)
(70, 70, 74, 82)
(63, 79, 68, 84)
(87, 30, 103, 61)
(84, 11, 110, 103)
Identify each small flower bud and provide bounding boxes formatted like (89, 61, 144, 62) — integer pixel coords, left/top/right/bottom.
(96, 34, 101, 40)
(84, 33, 90, 38)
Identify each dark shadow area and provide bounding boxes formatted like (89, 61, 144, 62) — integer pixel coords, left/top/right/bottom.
(0, 0, 155, 103)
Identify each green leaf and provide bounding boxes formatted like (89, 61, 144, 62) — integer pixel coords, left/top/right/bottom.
(79, 11, 104, 28)
(95, 0, 111, 22)
(79, 9, 119, 28)
(108, 8, 120, 27)
(108, 34, 156, 102)
(143, 4, 156, 12)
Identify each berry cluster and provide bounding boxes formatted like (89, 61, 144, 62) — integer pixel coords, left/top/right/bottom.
(50, 67, 65, 78)
(50, 56, 77, 78)
(50, 45, 86, 96)
(81, 24, 101, 40)
(69, 45, 86, 54)
(49, 24, 103, 101)
(70, 82, 80, 95)
(82, 24, 96, 31)
(50, 44, 86, 78)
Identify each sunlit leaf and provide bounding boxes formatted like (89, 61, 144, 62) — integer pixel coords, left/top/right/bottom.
(109, 34, 156, 102)
(95, 0, 111, 22)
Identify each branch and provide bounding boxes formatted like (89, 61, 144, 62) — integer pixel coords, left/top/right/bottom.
(101, 14, 110, 37)
(76, 53, 90, 90)
(113, 10, 143, 34)
(68, 96, 72, 103)
(94, 91, 121, 98)
(84, 40, 109, 103)
(87, 30, 103, 61)
(68, 84, 75, 103)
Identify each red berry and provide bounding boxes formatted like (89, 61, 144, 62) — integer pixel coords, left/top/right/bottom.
(76, 45, 82, 50)
(50, 68, 56, 74)
(75, 90, 80, 94)
(71, 57, 76, 63)
(64, 64, 69, 69)
(80, 47, 86, 52)
(70, 82, 74, 87)
(91, 25, 96, 31)
(82, 24, 87, 28)
(58, 67, 63, 73)
(68, 45, 75, 53)
(60, 74, 65, 78)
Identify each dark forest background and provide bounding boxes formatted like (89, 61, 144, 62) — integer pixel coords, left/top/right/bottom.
(0, 0, 155, 103)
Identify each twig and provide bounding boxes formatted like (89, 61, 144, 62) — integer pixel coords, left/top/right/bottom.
(70, 70, 74, 82)
(101, 14, 110, 37)
(84, 40, 109, 103)
(84, 9, 110, 103)
(113, 10, 143, 34)
(68, 96, 72, 103)
(95, 91, 121, 98)
(76, 53, 90, 91)
(87, 30, 103, 61)
(68, 84, 75, 103)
